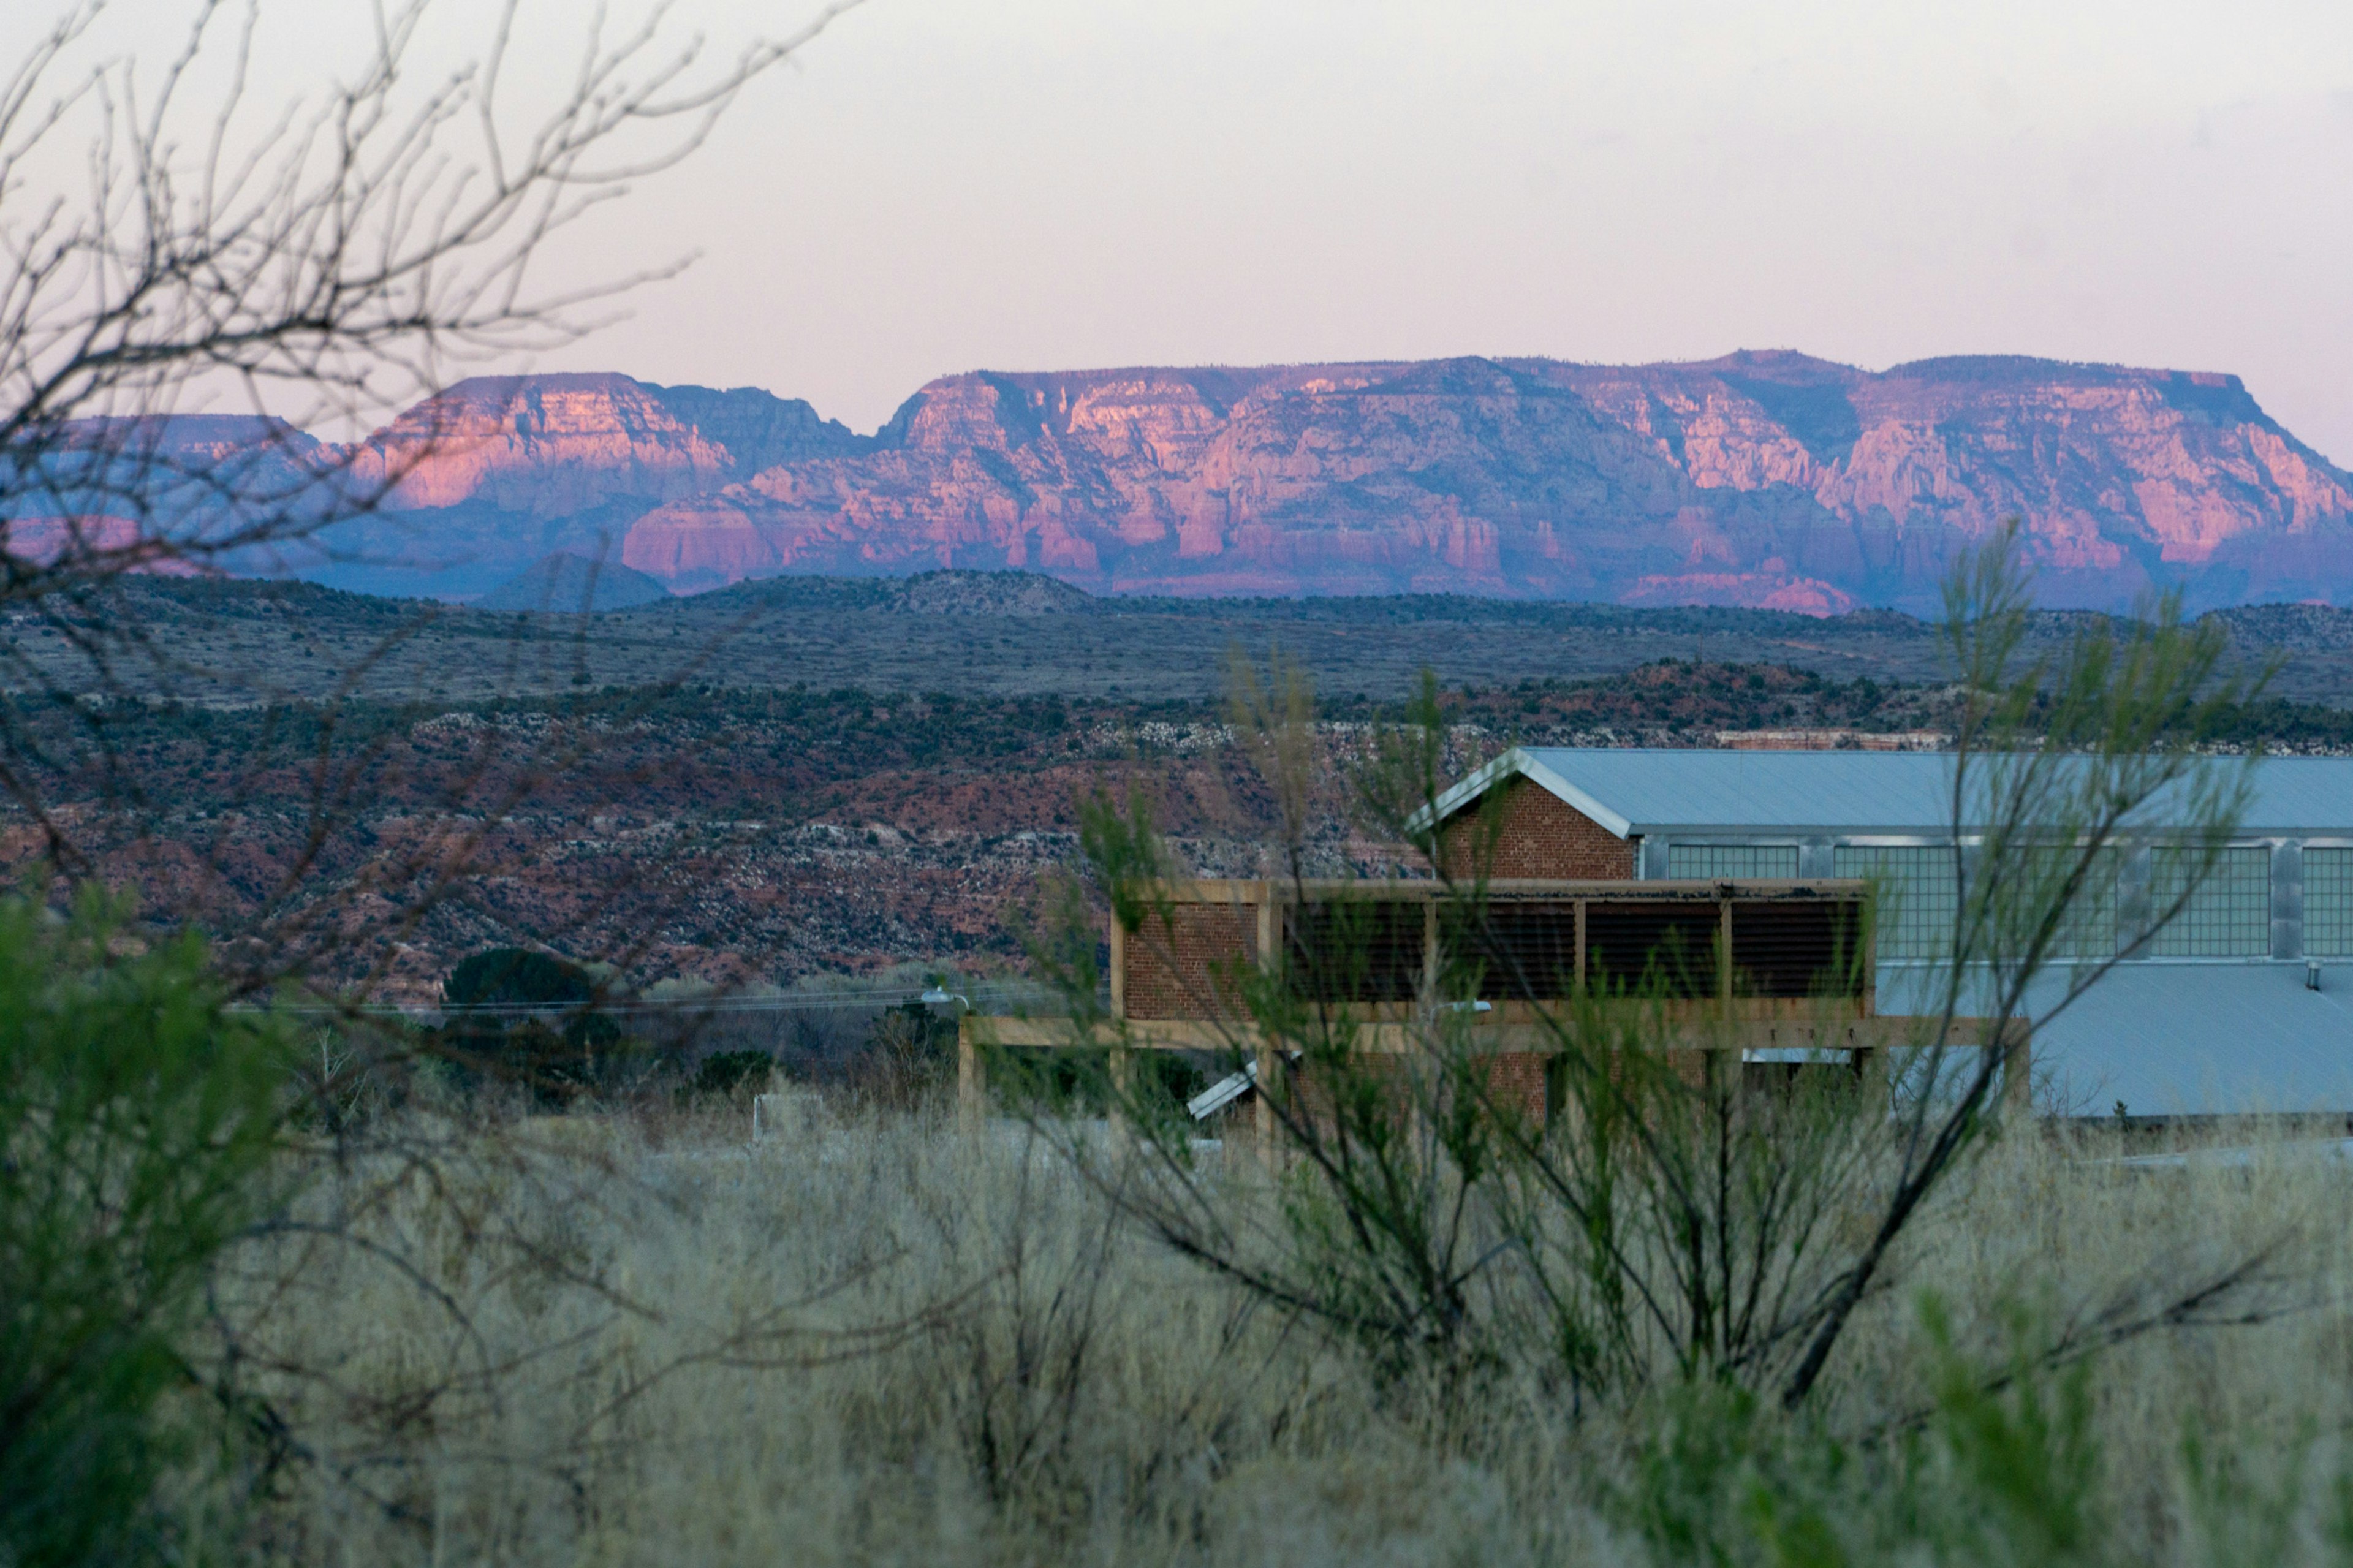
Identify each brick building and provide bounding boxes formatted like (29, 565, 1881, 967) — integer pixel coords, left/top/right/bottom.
(965, 744, 2353, 1127)
(1420, 746, 2353, 1119)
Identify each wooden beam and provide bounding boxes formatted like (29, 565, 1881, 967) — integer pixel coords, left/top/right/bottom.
(961, 1012, 2000, 1056)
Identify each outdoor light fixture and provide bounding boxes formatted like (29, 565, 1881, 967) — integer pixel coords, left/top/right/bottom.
(920, 985, 971, 1011)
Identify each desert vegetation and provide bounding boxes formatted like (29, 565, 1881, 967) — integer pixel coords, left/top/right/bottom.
(7, 4, 2352, 1563)
(13, 994, 2353, 1566)
(18, 535, 2353, 1567)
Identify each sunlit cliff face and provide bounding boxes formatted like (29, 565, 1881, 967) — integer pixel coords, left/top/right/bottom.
(294, 352, 2353, 612)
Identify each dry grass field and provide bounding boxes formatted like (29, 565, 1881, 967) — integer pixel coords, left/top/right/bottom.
(196, 1093, 2353, 1567)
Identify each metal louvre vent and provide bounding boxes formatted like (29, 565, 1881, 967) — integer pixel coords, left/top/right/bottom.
(1584, 903, 1720, 998)
(1450, 904, 1580, 1000)
(1284, 901, 1424, 1002)
(2150, 846, 2271, 958)
(1668, 843, 1799, 879)
(1832, 844, 1957, 960)
(1730, 900, 1865, 998)
(2308, 847, 2353, 958)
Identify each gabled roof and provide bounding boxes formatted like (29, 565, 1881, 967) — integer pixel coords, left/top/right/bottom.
(1420, 747, 2353, 839)
(1420, 748, 1639, 838)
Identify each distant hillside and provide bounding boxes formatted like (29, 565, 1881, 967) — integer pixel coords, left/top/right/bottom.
(36, 569, 2353, 712)
(32, 355, 2353, 610)
(476, 552, 670, 612)
(607, 352, 2353, 613)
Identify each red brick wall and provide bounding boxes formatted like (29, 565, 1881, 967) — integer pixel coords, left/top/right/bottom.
(1442, 777, 1634, 879)
(1123, 903, 1259, 1020)
(1480, 1051, 1551, 1124)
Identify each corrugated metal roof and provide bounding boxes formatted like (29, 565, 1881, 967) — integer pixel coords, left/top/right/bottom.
(1876, 961, 2353, 1116)
(1503, 748, 2353, 836)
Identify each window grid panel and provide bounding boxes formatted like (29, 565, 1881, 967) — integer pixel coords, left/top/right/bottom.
(1832, 844, 1958, 961)
(1667, 843, 1800, 881)
(2305, 848, 2353, 958)
(2044, 849, 2119, 961)
(2149, 846, 2272, 958)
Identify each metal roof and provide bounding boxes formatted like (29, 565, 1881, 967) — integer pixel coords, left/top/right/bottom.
(1881, 961, 2353, 1117)
(1431, 747, 2353, 838)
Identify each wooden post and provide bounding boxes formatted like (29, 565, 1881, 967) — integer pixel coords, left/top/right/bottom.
(1108, 914, 1126, 1020)
(1718, 896, 1735, 1019)
(1859, 898, 1877, 1019)
(957, 1018, 983, 1130)
(2002, 1021, 2033, 1116)
(1574, 899, 1587, 991)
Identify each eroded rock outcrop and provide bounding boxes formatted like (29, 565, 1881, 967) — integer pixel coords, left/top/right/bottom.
(608, 351, 2353, 612)
(349, 372, 866, 514)
(108, 356, 2344, 609)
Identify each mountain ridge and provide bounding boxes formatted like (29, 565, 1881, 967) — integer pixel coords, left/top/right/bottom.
(51, 352, 2353, 612)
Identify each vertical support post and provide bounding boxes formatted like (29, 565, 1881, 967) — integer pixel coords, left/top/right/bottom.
(2002, 1022, 2033, 1116)
(957, 1018, 983, 1131)
(1423, 898, 1441, 1003)
(1574, 899, 1587, 991)
(1718, 896, 1735, 1019)
(1859, 897, 1877, 1019)
(1107, 912, 1126, 1020)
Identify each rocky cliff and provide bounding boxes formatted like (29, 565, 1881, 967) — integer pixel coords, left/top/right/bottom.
(293, 374, 867, 597)
(603, 352, 2353, 612)
(349, 372, 866, 513)
(87, 356, 2352, 610)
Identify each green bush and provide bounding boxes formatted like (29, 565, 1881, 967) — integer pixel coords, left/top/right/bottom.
(691, 1050, 773, 1100)
(439, 947, 624, 1099)
(0, 890, 293, 1567)
(1616, 1298, 2114, 1567)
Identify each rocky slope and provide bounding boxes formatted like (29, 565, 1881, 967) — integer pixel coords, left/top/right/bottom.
(302, 374, 868, 597)
(608, 353, 2353, 613)
(42, 356, 2351, 610)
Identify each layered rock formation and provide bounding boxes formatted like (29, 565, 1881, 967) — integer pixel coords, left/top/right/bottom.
(608, 352, 2353, 612)
(348, 373, 865, 514)
(69, 356, 2353, 610)
(298, 374, 868, 597)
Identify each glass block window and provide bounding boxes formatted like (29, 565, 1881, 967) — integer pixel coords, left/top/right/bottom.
(2043, 848, 2119, 961)
(2303, 848, 2353, 957)
(1667, 843, 1800, 880)
(1833, 844, 1958, 961)
(2149, 846, 2272, 958)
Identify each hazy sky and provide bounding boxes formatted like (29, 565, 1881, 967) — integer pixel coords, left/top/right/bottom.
(533, 0, 2352, 460)
(17, 2, 2353, 459)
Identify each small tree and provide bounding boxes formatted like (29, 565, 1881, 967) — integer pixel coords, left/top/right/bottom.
(1028, 528, 2273, 1415)
(0, 0, 849, 984)
(441, 944, 620, 1097)
(0, 889, 295, 1566)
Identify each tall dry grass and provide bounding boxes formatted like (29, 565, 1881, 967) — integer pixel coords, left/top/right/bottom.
(195, 1099, 2353, 1566)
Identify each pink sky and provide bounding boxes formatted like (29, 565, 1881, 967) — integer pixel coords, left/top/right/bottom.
(560, 0, 2353, 463)
(14, 1, 2353, 461)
